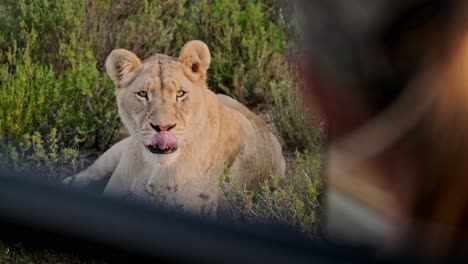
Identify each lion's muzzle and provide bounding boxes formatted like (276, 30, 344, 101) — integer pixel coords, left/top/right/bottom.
(147, 131, 178, 154)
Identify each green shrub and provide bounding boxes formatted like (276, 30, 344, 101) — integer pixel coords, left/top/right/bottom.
(220, 150, 323, 235)
(182, 0, 286, 103)
(86, 0, 187, 69)
(0, 0, 121, 150)
(0, 129, 81, 180)
(267, 63, 323, 151)
(0, 0, 93, 70)
(0, 55, 121, 150)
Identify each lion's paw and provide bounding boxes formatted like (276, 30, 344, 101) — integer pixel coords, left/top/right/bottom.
(62, 175, 76, 185)
(62, 174, 89, 188)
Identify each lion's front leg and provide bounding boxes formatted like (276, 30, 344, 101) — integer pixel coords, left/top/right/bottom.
(159, 184, 219, 218)
(63, 137, 130, 188)
(168, 192, 218, 218)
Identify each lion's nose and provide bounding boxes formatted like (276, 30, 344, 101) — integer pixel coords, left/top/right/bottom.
(150, 123, 176, 132)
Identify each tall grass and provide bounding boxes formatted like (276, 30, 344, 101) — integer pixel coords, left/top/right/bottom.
(0, 129, 81, 180)
(220, 150, 323, 235)
(268, 63, 323, 152)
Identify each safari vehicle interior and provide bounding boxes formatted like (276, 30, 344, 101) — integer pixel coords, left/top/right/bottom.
(0, 169, 438, 263)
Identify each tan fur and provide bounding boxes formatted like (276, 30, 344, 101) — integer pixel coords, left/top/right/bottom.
(64, 40, 286, 216)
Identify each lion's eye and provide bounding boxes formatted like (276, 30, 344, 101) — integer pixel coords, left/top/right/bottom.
(176, 90, 187, 98)
(136, 91, 148, 98)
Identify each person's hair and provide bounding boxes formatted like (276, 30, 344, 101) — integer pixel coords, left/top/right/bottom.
(295, 0, 455, 114)
(394, 6, 468, 252)
(295, 0, 468, 255)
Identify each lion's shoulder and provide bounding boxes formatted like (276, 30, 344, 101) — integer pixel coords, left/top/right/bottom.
(216, 94, 269, 131)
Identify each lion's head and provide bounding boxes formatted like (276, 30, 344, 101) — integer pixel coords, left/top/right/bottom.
(105, 41, 212, 161)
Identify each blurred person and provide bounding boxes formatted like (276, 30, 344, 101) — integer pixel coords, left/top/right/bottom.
(294, 0, 468, 259)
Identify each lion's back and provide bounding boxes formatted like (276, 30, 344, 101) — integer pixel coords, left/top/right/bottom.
(216, 94, 286, 183)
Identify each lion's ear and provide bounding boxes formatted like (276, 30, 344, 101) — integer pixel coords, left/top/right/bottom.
(179, 40, 211, 81)
(105, 49, 142, 88)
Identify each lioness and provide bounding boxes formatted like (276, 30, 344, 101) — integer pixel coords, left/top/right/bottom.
(64, 40, 286, 216)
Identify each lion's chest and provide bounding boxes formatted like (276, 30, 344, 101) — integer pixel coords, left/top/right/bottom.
(146, 157, 224, 215)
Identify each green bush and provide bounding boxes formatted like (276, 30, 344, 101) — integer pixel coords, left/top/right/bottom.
(0, 54, 120, 150)
(267, 63, 323, 151)
(183, 0, 286, 103)
(0, 0, 121, 150)
(0, 0, 93, 70)
(0, 129, 80, 180)
(220, 150, 323, 235)
(86, 0, 187, 69)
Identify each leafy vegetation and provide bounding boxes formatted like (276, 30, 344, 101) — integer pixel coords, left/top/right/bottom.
(0, 129, 81, 180)
(268, 63, 323, 152)
(220, 150, 323, 235)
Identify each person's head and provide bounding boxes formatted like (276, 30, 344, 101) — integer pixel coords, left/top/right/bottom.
(295, 0, 468, 257)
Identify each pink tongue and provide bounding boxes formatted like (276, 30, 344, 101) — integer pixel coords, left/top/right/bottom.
(151, 131, 178, 150)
